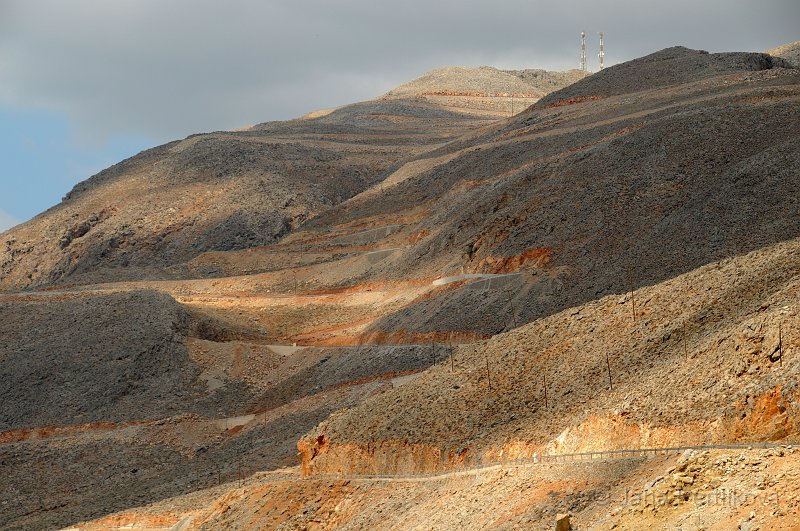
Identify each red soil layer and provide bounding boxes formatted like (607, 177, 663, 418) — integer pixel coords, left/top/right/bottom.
(0, 420, 149, 444)
(298, 386, 800, 477)
(472, 247, 552, 273)
(298, 278, 434, 297)
(225, 425, 245, 437)
(726, 386, 796, 441)
(406, 229, 430, 245)
(290, 316, 378, 342)
(293, 329, 487, 347)
(545, 95, 602, 108)
(358, 329, 489, 346)
(421, 90, 543, 98)
(77, 513, 181, 529)
(332, 368, 425, 390)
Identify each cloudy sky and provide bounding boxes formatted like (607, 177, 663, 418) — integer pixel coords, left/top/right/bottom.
(1, 0, 797, 232)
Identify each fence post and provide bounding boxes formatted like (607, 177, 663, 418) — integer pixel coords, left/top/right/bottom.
(627, 266, 637, 324)
(450, 334, 455, 373)
(543, 373, 548, 408)
(683, 321, 688, 361)
(486, 354, 492, 391)
(505, 288, 518, 330)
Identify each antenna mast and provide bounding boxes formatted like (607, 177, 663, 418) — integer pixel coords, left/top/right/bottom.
(598, 32, 605, 70)
(580, 31, 587, 72)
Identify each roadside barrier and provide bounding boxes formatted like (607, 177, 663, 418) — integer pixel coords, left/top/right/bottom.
(245, 441, 791, 485)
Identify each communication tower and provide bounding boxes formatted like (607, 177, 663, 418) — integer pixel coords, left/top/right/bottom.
(598, 32, 605, 70)
(580, 31, 587, 72)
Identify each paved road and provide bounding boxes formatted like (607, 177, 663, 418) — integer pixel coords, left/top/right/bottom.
(151, 441, 792, 531)
(432, 272, 521, 286)
(224, 441, 794, 487)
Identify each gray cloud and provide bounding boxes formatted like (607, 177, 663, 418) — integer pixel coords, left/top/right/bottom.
(1, 0, 797, 145)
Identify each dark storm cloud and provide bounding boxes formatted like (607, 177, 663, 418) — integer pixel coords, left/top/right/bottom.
(0, 0, 797, 143)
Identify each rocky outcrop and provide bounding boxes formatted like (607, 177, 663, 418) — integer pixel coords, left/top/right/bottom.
(469, 247, 552, 274)
(298, 436, 460, 476)
(769, 40, 800, 67)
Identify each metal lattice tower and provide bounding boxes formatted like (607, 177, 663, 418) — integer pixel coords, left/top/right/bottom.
(598, 31, 605, 70)
(580, 32, 587, 71)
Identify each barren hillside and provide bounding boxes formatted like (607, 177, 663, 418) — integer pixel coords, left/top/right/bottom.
(0, 66, 575, 293)
(0, 101, 485, 291)
(1, 43, 799, 531)
(384, 66, 587, 114)
(769, 40, 800, 67)
(0, 64, 582, 530)
(297, 46, 800, 342)
(301, 238, 799, 475)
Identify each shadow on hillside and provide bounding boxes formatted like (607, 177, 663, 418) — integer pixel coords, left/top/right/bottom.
(364, 227, 800, 340)
(1, 405, 331, 530)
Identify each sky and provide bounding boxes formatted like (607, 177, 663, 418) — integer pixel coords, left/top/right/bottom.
(0, 0, 798, 233)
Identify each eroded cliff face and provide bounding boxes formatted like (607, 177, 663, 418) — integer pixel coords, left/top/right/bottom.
(299, 387, 800, 476)
(298, 436, 461, 476)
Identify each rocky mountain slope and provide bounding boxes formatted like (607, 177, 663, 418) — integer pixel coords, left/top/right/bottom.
(0, 290, 198, 430)
(1, 43, 799, 530)
(534, 46, 793, 104)
(384, 65, 586, 114)
(300, 237, 799, 475)
(295, 46, 800, 341)
(0, 64, 582, 529)
(769, 40, 800, 67)
(0, 66, 582, 293)
(0, 101, 484, 291)
(386, 66, 586, 98)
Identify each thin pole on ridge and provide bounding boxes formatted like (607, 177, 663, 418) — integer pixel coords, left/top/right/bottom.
(505, 288, 518, 330)
(543, 372, 548, 408)
(486, 353, 492, 391)
(598, 32, 605, 70)
(449, 333, 454, 373)
(580, 31, 587, 72)
(683, 321, 688, 361)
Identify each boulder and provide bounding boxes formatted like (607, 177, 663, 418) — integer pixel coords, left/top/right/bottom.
(556, 513, 572, 531)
